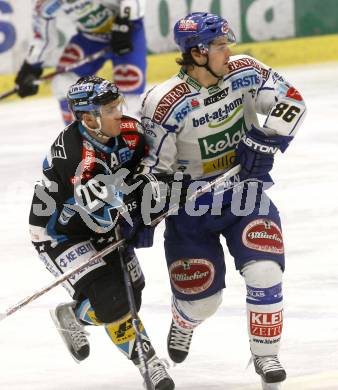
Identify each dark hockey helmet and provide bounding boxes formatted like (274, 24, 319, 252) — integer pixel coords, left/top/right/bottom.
(67, 75, 120, 119)
(173, 12, 236, 53)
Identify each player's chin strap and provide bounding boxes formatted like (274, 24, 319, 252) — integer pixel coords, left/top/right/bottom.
(81, 114, 110, 141)
(193, 44, 223, 81)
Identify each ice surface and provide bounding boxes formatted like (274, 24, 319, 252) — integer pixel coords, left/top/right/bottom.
(0, 62, 337, 389)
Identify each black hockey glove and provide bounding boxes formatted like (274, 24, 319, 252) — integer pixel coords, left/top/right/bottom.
(120, 172, 191, 248)
(15, 61, 43, 98)
(110, 17, 133, 55)
(235, 126, 292, 181)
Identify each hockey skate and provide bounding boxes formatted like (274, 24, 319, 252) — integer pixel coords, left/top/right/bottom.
(253, 355, 286, 390)
(135, 354, 175, 390)
(50, 302, 90, 363)
(167, 320, 193, 363)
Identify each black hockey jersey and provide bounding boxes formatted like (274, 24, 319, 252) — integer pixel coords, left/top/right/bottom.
(29, 116, 146, 249)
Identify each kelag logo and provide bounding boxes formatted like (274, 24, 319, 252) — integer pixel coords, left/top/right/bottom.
(198, 118, 245, 159)
(0, 1, 16, 53)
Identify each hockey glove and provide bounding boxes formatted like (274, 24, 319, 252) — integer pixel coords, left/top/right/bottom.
(15, 61, 43, 98)
(120, 172, 191, 248)
(110, 17, 133, 55)
(133, 172, 191, 212)
(235, 126, 292, 181)
(121, 219, 155, 249)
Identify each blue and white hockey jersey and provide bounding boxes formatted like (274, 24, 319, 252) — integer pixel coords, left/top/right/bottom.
(140, 55, 306, 180)
(27, 0, 145, 64)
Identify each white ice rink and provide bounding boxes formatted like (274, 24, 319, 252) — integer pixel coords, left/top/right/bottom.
(0, 62, 337, 390)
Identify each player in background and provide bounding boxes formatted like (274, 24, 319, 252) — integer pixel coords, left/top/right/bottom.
(15, 0, 146, 123)
(138, 12, 306, 389)
(29, 75, 174, 390)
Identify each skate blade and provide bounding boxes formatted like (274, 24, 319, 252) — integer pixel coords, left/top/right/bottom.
(261, 378, 282, 389)
(49, 309, 81, 364)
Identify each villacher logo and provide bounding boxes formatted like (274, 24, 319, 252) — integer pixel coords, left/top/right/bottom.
(169, 258, 215, 294)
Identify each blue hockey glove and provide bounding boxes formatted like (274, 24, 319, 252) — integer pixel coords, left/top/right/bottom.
(15, 61, 43, 97)
(121, 218, 155, 249)
(110, 17, 133, 55)
(235, 126, 292, 181)
(120, 172, 190, 248)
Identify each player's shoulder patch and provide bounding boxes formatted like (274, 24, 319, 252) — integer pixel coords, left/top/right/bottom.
(228, 54, 262, 74)
(35, 0, 62, 18)
(51, 123, 83, 168)
(151, 79, 192, 124)
(51, 129, 67, 160)
(120, 116, 144, 151)
(228, 54, 271, 82)
(120, 116, 143, 133)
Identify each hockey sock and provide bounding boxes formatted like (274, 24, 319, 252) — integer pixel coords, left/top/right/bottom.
(171, 296, 202, 330)
(242, 261, 283, 356)
(105, 312, 153, 360)
(76, 299, 153, 360)
(75, 298, 102, 325)
(171, 291, 222, 330)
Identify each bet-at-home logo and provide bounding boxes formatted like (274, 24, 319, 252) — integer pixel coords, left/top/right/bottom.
(192, 97, 243, 128)
(198, 118, 245, 159)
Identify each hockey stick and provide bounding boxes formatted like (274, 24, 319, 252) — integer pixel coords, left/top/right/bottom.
(115, 226, 153, 390)
(0, 164, 241, 322)
(0, 47, 110, 101)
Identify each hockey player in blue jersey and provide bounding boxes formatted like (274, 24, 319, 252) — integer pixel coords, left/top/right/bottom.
(15, 0, 147, 123)
(138, 12, 307, 390)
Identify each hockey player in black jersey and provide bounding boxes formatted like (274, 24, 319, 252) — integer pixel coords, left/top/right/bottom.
(29, 75, 174, 390)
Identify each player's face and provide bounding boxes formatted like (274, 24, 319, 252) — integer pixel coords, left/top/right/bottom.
(208, 36, 232, 76)
(99, 99, 123, 137)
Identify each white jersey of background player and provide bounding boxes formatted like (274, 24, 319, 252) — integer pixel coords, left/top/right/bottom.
(139, 12, 306, 389)
(15, 0, 146, 123)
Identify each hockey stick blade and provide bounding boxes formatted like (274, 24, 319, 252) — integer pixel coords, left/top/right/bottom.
(0, 165, 240, 321)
